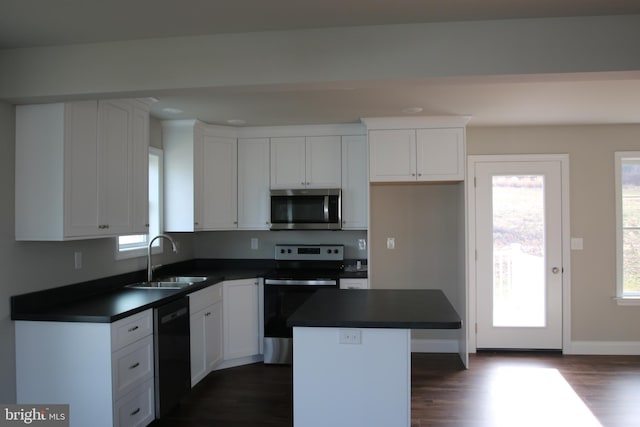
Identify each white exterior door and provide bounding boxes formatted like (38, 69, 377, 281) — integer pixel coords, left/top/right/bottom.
(473, 157, 564, 350)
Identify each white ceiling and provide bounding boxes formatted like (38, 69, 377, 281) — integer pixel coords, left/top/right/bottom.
(2, 0, 640, 127)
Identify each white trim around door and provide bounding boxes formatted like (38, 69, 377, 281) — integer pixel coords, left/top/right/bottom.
(467, 154, 571, 353)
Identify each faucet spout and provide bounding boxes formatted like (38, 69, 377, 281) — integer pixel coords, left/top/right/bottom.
(148, 234, 178, 282)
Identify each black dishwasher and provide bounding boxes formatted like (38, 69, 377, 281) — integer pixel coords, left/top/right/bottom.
(154, 296, 191, 418)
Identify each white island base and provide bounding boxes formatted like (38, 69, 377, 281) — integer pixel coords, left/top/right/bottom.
(293, 327, 411, 427)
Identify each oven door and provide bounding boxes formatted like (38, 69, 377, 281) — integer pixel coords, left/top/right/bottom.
(263, 279, 337, 364)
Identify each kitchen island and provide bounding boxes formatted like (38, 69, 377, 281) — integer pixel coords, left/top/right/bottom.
(287, 289, 462, 427)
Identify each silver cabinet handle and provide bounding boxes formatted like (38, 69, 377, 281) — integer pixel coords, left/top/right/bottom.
(129, 362, 140, 370)
(128, 325, 139, 332)
(130, 408, 141, 416)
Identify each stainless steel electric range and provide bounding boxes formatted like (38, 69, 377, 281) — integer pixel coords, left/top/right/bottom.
(263, 244, 344, 364)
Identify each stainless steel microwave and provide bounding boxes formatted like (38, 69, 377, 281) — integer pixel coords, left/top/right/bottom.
(270, 189, 341, 230)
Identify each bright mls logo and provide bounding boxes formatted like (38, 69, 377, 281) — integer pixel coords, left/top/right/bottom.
(0, 405, 68, 426)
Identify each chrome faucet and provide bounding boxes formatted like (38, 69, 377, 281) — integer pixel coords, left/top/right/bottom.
(148, 234, 178, 281)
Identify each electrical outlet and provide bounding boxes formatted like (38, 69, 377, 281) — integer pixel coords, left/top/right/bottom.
(387, 237, 395, 250)
(74, 251, 82, 270)
(358, 238, 367, 251)
(339, 329, 362, 345)
(250, 238, 259, 250)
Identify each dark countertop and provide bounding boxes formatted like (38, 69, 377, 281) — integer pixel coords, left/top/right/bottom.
(11, 258, 369, 323)
(287, 289, 462, 329)
(10, 260, 270, 323)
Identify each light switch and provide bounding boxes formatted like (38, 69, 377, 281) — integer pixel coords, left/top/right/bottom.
(387, 237, 395, 250)
(571, 238, 583, 250)
(250, 238, 259, 250)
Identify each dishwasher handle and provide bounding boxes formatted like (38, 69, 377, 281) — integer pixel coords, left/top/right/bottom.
(160, 307, 188, 324)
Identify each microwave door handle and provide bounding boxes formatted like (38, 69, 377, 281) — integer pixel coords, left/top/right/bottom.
(324, 195, 329, 222)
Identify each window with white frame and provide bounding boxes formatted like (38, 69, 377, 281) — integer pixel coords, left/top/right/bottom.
(117, 147, 163, 258)
(615, 152, 640, 304)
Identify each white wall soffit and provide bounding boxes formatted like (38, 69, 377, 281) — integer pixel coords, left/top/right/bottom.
(1, 15, 640, 101)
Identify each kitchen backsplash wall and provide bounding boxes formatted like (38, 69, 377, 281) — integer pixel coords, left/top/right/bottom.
(194, 230, 368, 261)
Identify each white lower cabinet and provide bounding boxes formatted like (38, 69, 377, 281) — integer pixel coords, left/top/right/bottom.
(189, 284, 224, 387)
(223, 279, 260, 360)
(340, 278, 369, 289)
(15, 309, 155, 427)
(113, 378, 155, 427)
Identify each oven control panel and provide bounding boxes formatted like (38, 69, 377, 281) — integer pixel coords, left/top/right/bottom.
(274, 244, 344, 261)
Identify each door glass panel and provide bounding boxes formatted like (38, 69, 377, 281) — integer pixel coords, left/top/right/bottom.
(492, 175, 546, 327)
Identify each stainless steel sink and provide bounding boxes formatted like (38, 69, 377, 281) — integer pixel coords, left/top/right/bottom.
(126, 281, 195, 289)
(159, 276, 208, 283)
(125, 276, 207, 289)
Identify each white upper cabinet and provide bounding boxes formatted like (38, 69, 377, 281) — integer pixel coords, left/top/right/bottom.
(163, 120, 202, 232)
(341, 135, 368, 229)
(305, 136, 342, 188)
(201, 131, 238, 230)
(270, 136, 341, 189)
(365, 117, 468, 183)
(97, 100, 141, 235)
(238, 138, 270, 230)
(415, 128, 465, 181)
(15, 99, 149, 241)
(368, 129, 417, 182)
(164, 121, 238, 232)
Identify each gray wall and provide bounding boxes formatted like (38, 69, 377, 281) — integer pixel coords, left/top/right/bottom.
(194, 230, 368, 261)
(0, 110, 193, 402)
(369, 183, 465, 341)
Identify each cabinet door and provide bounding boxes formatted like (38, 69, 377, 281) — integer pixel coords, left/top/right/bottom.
(163, 121, 200, 232)
(223, 279, 259, 360)
(238, 138, 270, 229)
(341, 135, 368, 229)
(369, 129, 416, 182)
(270, 137, 306, 189)
(64, 101, 101, 237)
(193, 125, 204, 230)
(305, 136, 342, 188)
(98, 99, 134, 235)
(416, 128, 465, 181)
(130, 105, 149, 233)
(189, 310, 207, 387)
(190, 305, 222, 387)
(204, 302, 223, 373)
(201, 134, 237, 229)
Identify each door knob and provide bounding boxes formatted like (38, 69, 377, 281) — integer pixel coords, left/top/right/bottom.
(551, 267, 561, 274)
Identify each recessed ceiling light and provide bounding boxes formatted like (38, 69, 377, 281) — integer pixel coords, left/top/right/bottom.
(227, 119, 246, 125)
(161, 107, 183, 114)
(401, 107, 423, 114)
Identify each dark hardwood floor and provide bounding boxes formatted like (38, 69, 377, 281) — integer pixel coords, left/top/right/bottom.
(151, 353, 640, 427)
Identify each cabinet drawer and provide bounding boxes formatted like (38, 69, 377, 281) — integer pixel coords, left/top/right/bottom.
(112, 335, 154, 400)
(114, 378, 155, 427)
(189, 283, 223, 314)
(112, 309, 153, 351)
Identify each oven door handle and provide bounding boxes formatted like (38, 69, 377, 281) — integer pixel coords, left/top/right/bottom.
(264, 279, 337, 286)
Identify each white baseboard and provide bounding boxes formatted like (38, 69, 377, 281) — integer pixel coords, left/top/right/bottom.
(215, 354, 264, 370)
(566, 341, 640, 355)
(411, 339, 459, 353)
